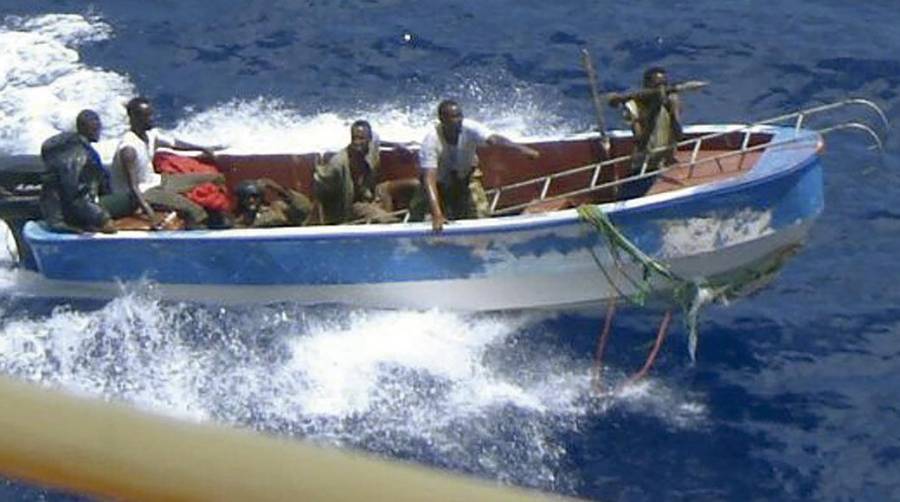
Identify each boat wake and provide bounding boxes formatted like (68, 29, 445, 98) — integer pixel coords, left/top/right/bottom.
(0, 219, 711, 493)
(0, 13, 134, 158)
(0, 281, 707, 491)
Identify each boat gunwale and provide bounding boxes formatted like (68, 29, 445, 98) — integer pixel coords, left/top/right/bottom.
(23, 124, 821, 245)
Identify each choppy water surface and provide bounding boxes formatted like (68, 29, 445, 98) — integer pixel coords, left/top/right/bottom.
(0, 2, 899, 500)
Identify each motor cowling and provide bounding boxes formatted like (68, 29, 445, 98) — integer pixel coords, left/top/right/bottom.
(0, 155, 47, 270)
(0, 155, 46, 220)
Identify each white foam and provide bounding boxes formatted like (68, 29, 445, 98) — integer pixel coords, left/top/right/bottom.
(0, 292, 206, 421)
(598, 377, 708, 428)
(0, 14, 135, 158)
(0, 287, 707, 426)
(3, 13, 112, 46)
(169, 95, 572, 155)
(0, 280, 712, 493)
(0, 13, 573, 161)
(280, 310, 553, 416)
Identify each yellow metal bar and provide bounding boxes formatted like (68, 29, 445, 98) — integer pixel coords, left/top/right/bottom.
(0, 376, 575, 501)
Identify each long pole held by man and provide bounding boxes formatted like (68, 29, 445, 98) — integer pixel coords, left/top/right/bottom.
(580, 48, 611, 156)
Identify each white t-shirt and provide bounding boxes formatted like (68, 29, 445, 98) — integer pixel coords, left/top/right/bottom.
(110, 129, 171, 193)
(418, 120, 493, 183)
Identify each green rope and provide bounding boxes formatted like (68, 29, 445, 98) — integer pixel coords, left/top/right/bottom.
(577, 204, 696, 304)
(577, 204, 802, 362)
(578, 204, 708, 361)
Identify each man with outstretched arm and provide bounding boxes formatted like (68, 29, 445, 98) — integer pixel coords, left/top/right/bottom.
(613, 67, 683, 173)
(109, 97, 226, 229)
(411, 100, 540, 233)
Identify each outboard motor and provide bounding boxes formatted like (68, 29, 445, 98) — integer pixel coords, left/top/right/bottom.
(0, 155, 48, 270)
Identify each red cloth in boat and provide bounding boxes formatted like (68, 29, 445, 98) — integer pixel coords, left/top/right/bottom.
(185, 182, 233, 212)
(154, 152, 220, 175)
(153, 152, 232, 211)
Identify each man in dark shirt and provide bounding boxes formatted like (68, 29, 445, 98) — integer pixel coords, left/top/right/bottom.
(39, 110, 116, 233)
(616, 67, 683, 173)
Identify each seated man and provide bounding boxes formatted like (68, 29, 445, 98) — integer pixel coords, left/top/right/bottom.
(410, 99, 540, 233)
(110, 97, 226, 229)
(313, 120, 414, 224)
(39, 109, 116, 233)
(234, 178, 312, 228)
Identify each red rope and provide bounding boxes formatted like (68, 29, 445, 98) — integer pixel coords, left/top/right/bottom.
(591, 298, 618, 391)
(625, 309, 673, 386)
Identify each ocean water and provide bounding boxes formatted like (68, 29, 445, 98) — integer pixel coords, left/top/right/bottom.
(0, 2, 898, 501)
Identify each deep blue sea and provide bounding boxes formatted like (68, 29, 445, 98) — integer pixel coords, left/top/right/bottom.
(0, 1, 898, 500)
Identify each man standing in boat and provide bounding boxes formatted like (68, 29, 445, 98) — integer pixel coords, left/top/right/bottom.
(313, 120, 415, 224)
(612, 67, 683, 175)
(109, 97, 226, 229)
(39, 109, 117, 233)
(412, 100, 540, 233)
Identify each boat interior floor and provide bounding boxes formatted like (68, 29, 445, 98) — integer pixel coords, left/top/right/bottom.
(645, 149, 761, 196)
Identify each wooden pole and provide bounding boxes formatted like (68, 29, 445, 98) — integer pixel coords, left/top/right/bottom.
(580, 48, 611, 156)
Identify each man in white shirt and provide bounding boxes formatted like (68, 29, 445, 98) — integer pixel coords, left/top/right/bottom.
(413, 100, 539, 233)
(110, 97, 225, 228)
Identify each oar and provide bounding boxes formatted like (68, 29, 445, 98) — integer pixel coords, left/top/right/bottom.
(580, 48, 611, 156)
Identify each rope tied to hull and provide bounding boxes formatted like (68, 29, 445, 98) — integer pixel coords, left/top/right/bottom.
(576, 204, 717, 366)
(577, 204, 803, 373)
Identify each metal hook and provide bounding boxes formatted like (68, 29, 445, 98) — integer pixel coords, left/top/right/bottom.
(818, 121, 885, 151)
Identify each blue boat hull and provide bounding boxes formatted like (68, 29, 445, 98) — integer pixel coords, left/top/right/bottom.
(20, 126, 824, 311)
